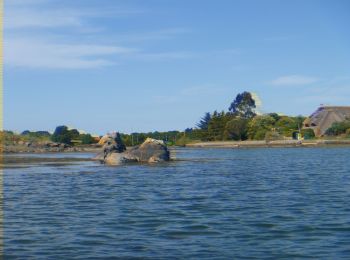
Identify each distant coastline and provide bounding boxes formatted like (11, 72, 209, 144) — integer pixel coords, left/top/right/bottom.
(3, 139, 350, 154)
(186, 139, 350, 148)
(1, 143, 101, 154)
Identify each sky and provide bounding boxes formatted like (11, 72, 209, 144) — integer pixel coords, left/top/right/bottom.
(4, 0, 350, 134)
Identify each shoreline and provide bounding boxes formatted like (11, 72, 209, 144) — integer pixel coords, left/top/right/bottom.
(1, 144, 102, 154)
(186, 139, 350, 148)
(3, 139, 350, 154)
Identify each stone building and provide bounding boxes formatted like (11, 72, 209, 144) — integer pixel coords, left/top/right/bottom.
(303, 106, 350, 137)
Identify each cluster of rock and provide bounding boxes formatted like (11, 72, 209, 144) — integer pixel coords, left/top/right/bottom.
(94, 132, 170, 165)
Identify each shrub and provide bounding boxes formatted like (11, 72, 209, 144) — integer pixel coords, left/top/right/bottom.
(265, 131, 283, 141)
(175, 135, 193, 146)
(224, 117, 248, 140)
(275, 116, 300, 137)
(247, 115, 276, 140)
(325, 120, 350, 136)
(346, 128, 350, 137)
(79, 134, 95, 144)
(301, 128, 315, 139)
(51, 125, 80, 144)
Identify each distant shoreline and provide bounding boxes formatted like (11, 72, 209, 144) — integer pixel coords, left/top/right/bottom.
(3, 139, 350, 154)
(2, 144, 102, 154)
(185, 139, 350, 148)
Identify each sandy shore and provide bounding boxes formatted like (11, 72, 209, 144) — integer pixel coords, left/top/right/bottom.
(186, 139, 350, 148)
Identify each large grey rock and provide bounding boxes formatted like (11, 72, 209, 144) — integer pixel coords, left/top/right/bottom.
(95, 137, 170, 165)
(102, 132, 126, 153)
(104, 153, 138, 165)
(127, 138, 170, 163)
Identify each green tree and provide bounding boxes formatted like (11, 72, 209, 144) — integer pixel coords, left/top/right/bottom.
(69, 129, 80, 140)
(175, 134, 192, 146)
(229, 91, 256, 118)
(79, 134, 95, 144)
(207, 111, 231, 141)
(268, 113, 281, 122)
(346, 128, 350, 138)
(196, 112, 211, 130)
(224, 117, 248, 140)
(325, 120, 350, 136)
(275, 116, 298, 137)
(51, 125, 81, 144)
(301, 128, 315, 139)
(247, 115, 276, 140)
(51, 126, 72, 144)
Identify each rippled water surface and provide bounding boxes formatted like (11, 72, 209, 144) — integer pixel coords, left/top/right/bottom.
(4, 148, 350, 259)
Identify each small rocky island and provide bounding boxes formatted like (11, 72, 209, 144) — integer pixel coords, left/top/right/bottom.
(94, 133, 170, 165)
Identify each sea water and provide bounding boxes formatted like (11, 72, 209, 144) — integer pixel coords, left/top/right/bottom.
(3, 147, 350, 259)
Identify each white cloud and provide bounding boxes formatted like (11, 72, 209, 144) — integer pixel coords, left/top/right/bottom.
(113, 28, 191, 43)
(5, 38, 136, 69)
(4, 0, 192, 69)
(5, 9, 83, 29)
(270, 75, 319, 86)
(4, 37, 192, 69)
(5, 0, 50, 6)
(4, 7, 192, 67)
(5, 3, 145, 30)
(131, 51, 192, 61)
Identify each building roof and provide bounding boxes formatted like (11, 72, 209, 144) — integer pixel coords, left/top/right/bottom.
(303, 106, 350, 136)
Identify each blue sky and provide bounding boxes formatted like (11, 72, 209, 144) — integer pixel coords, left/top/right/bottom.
(4, 0, 350, 134)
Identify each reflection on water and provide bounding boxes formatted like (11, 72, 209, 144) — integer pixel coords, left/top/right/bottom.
(2, 153, 93, 169)
(4, 148, 350, 259)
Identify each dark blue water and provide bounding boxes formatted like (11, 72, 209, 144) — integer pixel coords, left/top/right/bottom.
(4, 148, 350, 259)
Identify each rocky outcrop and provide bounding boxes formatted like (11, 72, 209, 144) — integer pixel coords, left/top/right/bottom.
(95, 137, 170, 165)
(94, 132, 126, 160)
(98, 134, 111, 145)
(102, 132, 126, 153)
(2, 141, 101, 153)
(127, 138, 170, 163)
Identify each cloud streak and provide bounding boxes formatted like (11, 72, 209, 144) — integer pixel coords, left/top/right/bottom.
(4, 1, 192, 68)
(270, 75, 319, 86)
(112, 28, 191, 43)
(4, 1, 193, 69)
(4, 36, 193, 69)
(5, 4, 145, 30)
(5, 38, 136, 69)
(5, 9, 83, 29)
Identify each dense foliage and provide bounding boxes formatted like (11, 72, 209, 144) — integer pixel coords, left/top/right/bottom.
(51, 126, 97, 144)
(0, 130, 51, 145)
(182, 92, 307, 143)
(79, 134, 96, 144)
(21, 130, 51, 137)
(196, 112, 211, 130)
(5, 91, 349, 148)
(192, 112, 305, 142)
(224, 117, 248, 141)
(301, 128, 316, 139)
(116, 91, 310, 145)
(120, 131, 181, 146)
(228, 91, 256, 118)
(51, 126, 76, 144)
(325, 120, 350, 136)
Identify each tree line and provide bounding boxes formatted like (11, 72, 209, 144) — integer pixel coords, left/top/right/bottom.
(179, 91, 314, 143)
(4, 91, 350, 147)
